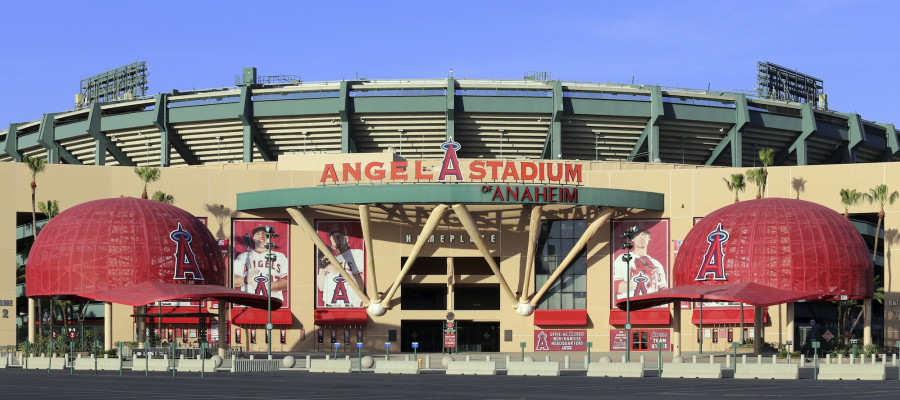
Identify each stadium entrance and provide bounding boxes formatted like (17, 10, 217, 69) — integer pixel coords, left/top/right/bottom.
(400, 320, 443, 353)
(456, 321, 500, 352)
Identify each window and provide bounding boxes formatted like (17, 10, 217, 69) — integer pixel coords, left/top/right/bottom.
(454, 285, 500, 310)
(535, 220, 587, 309)
(632, 330, 649, 351)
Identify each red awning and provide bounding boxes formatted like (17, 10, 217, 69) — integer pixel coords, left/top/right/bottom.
(609, 309, 671, 325)
(231, 308, 293, 325)
(690, 308, 769, 324)
(533, 310, 588, 326)
(144, 306, 211, 324)
(616, 282, 818, 311)
(314, 309, 368, 325)
(78, 281, 281, 310)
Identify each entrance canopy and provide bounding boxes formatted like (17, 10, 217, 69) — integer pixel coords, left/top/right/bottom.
(618, 198, 872, 311)
(26, 197, 277, 310)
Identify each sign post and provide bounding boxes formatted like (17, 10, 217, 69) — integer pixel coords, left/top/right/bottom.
(144, 341, 150, 377)
(811, 340, 820, 380)
(93, 339, 99, 375)
(656, 341, 665, 375)
(119, 342, 124, 376)
(520, 342, 526, 361)
(732, 341, 740, 375)
(384, 342, 390, 361)
(69, 340, 74, 375)
(24, 340, 29, 373)
(171, 341, 176, 378)
(201, 342, 208, 379)
(357, 342, 363, 373)
(412, 342, 418, 362)
(334, 342, 340, 360)
(586, 342, 592, 365)
(48, 340, 55, 374)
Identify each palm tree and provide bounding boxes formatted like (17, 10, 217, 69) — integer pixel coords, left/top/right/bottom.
(24, 156, 46, 236)
(23, 156, 46, 337)
(134, 166, 161, 199)
(151, 190, 175, 205)
(839, 189, 863, 219)
(37, 200, 60, 219)
(745, 168, 765, 199)
(758, 148, 774, 196)
(863, 184, 898, 263)
(723, 173, 746, 203)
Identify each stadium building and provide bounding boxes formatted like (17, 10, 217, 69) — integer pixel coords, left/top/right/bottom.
(1, 67, 898, 354)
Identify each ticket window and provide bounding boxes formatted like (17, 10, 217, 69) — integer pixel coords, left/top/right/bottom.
(712, 329, 719, 343)
(280, 329, 287, 344)
(235, 329, 242, 344)
(727, 328, 734, 343)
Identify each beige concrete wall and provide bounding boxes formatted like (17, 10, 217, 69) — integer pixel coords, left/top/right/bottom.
(4, 158, 897, 352)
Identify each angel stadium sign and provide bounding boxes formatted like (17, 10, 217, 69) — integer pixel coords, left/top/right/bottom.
(318, 141, 582, 204)
(319, 141, 582, 185)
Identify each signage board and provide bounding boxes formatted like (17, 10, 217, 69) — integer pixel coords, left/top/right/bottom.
(534, 329, 587, 351)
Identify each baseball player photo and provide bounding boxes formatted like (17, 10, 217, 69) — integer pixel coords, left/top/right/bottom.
(315, 221, 366, 308)
(611, 219, 669, 305)
(232, 220, 290, 307)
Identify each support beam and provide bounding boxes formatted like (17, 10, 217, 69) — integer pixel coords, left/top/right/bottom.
(87, 102, 133, 166)
(27, 297, 35, 344)
(775, 103, 816, 166)
(154, 93, 198, 166)
(452, 204, 519, 307)
(864, 298, 872, 345)
(519, 205, 543, 303)
(104, 302, 113, 351)
(3, 123, 22, 161)
(629, 85, 662, 162)
(287, 207, 370, 304)
(36, 114, 60, 164)
(877, 123, 898, 161)
(218, 305, 227, 358)
(753, 306, 763, 354)
(445, 78, 456, 141)
(359, 204, 378, 295)
(338, 81, 357, 153)
(531, 207, 612, 307)
(240, 86, 274, 163)
(381, 204, 450, 306)
(672, 301, 681, 357)
(706, 94, 749, 166)
(543, 81, 563, 160)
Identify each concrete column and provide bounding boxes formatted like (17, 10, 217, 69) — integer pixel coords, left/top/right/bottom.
(785, 303, 795, 351)
(104, 302, 113, 351)
(672, 301, 682, 357)
(218, 305, 227, 358)
(27, 298, 35, 343)
(863, 298, 872, 345)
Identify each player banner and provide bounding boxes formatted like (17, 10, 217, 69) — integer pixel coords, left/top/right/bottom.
(611, 219, 669, 307)
(232, 219, 291, 308)
(533, 329, 587, 351)
(315, 221, 366, 308)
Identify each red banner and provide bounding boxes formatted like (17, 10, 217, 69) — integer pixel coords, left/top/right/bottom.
(444, 333, 457, 348)
(534, 329, 587, 351)
(610, 329, 670, 351)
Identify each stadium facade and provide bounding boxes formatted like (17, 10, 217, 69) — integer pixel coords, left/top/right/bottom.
(2, 71, 898, 354)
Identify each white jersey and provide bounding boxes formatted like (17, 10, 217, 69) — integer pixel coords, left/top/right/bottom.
(235, 250, 288, 301)
(613, 253, 667, 301)
(322, 248, 365, 307)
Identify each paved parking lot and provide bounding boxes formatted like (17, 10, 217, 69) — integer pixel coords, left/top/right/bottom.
(0, 368, 898, 399)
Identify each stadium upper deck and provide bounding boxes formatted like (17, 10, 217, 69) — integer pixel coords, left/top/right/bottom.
(3, 76, 897, 168)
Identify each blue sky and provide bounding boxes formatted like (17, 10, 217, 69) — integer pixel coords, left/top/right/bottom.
(2, 1, 898, 127)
